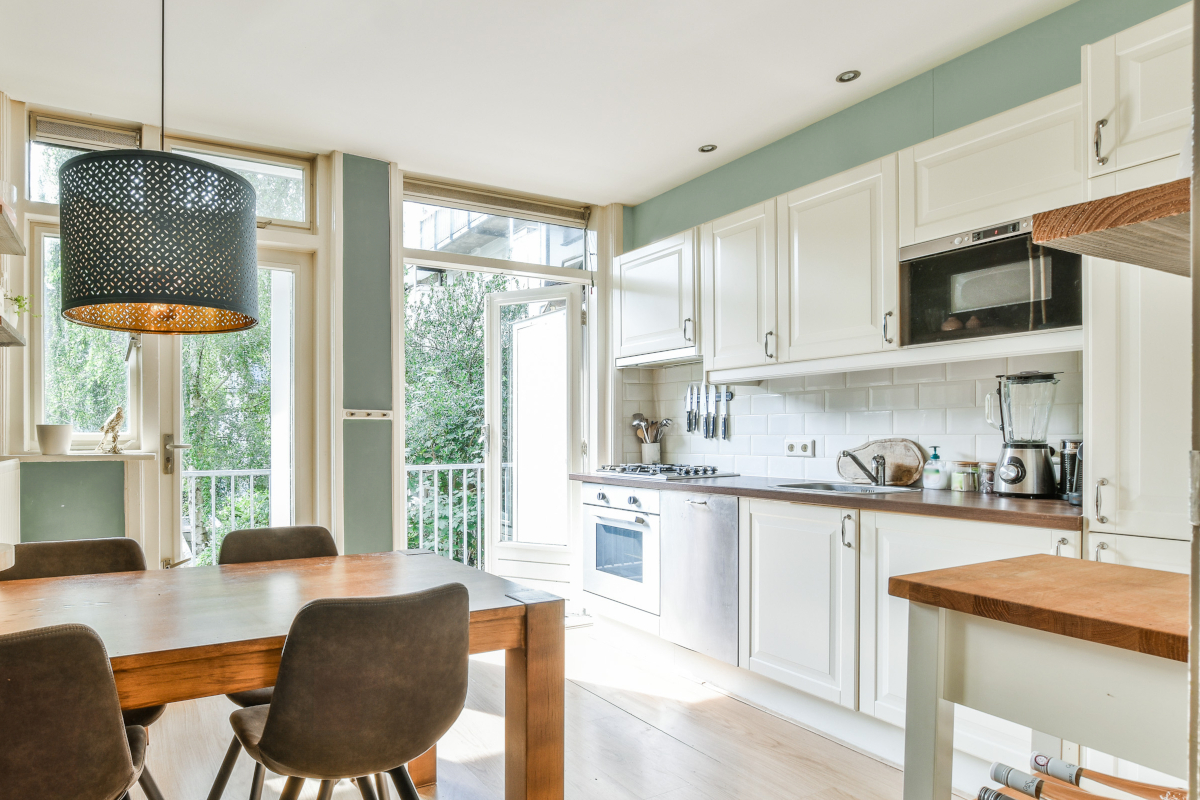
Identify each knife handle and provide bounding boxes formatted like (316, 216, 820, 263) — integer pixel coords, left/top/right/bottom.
(721, 415, 727, 440)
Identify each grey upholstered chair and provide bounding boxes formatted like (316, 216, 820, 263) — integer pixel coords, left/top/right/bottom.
(0, 623, 166, 800)
(228, 585, 469, 800)
(208, 525, 340, 800)
(0, 538, 168, 730)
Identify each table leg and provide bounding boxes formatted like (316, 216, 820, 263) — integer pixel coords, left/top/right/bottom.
(903, 601, 955, 800)
(408, 745, 436, 787)
(505, 593, 565, 800)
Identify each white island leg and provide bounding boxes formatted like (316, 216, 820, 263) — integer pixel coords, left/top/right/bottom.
(903, 601, 955, 800)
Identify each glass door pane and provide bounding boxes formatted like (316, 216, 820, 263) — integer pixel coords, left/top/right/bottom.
(179, 267, 294, 565)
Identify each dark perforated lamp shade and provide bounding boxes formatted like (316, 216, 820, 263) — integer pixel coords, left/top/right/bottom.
(58, 149, 259, 334)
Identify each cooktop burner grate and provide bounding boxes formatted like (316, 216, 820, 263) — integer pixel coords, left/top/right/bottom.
(595, 464, 739, 480)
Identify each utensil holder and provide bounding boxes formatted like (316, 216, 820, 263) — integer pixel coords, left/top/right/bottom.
(641, 443, 661, 464)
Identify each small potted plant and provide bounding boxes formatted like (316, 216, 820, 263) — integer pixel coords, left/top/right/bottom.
(3, 293, 33, 326)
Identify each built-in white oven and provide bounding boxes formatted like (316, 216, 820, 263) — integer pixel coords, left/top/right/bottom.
(582, 483, 660, 616)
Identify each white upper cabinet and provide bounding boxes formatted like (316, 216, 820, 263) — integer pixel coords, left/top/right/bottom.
(1084, 3, 1192, 179)
(739, 500, 857, 708)
(615, 229, 698, 360)
(1084, 258, 1192, 541)
(702, 201, 777, 370)
(899, 86, 1085, 246)
(777, 155, 898, 362)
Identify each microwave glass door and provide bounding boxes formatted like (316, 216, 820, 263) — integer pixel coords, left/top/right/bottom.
(900, 236, 1082, 347)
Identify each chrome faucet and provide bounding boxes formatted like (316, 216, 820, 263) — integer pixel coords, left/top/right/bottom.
(842, 451, 886, 486)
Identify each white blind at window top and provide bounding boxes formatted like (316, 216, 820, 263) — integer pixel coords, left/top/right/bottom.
(403, 178, 590, 228)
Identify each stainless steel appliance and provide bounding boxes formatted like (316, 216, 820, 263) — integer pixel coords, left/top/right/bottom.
(596, 463, 738, 480)
(660, 492, 739, 666)
(985, 371, 1061, 498)
(898, 218, 1082, 347)
(582, 483, 660, 615)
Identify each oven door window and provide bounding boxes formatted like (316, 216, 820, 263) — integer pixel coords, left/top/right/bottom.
(595, 522, 644, 582)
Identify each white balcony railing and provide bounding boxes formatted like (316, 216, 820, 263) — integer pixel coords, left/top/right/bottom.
(181, 469, 272, 564)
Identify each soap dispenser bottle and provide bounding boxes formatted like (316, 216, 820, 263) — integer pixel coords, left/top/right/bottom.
(924, 446, 949, 490)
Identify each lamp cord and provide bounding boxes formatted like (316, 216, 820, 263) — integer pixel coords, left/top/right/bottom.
(160, 0, 165, 150)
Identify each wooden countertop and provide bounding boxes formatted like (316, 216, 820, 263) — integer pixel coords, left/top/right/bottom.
(889, 554, 1188, 661)
(571, 473, 1083, 531)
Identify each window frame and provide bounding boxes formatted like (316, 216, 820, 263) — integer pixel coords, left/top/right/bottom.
(164, 135, 317, 232)
(28, 222, 143, 451)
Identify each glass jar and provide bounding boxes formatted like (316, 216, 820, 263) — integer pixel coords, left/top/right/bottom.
(950, 461, 979, 492)
(978, 462, 996, 494)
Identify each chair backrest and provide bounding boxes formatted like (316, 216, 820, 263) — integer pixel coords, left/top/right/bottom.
(258, 583, 470, 777)
(218, 526, 338, 565)
(0, 624, 136, 800)
(0, 538, 146, 582)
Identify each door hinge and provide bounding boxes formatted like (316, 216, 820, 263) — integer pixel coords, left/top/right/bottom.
(581, 440, 588, 456)
(481, 424, 491, 456)
(581, 308, 588, 326)
(1189, 451, 1200, 526)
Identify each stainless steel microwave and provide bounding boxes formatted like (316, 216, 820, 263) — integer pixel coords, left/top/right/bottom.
(898, 218, 1082, 347)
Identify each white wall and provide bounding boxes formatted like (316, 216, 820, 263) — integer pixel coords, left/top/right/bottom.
(621, 351, 1083, 480)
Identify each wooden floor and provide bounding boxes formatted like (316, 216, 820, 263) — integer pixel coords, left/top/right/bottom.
(130, 627, 903, 800)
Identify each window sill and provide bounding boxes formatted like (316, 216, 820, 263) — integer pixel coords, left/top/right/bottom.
(0, 451, 157, 463)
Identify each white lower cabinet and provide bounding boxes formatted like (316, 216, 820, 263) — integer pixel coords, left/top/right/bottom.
(739, 499, 857, 708)
(858, 512, 1081, 766)
(1088, 531, 1190, 573)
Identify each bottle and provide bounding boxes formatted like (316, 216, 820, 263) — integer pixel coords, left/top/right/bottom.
(924, 446, 950, 490)
(1031, 753, 1184, 800)
(989, 762, 1097, 800)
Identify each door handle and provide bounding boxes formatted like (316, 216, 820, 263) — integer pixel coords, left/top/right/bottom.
(883, 310, 894, 345)
(840, 514, 853, 549)
(162, 433, 192, 475)
(1094, 119, 1108, 166)
(1095, 478, 1109, 524)
(683, 318, 693, 342)
(764, 330, 774, 359)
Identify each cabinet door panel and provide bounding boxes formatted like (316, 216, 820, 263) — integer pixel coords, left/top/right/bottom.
(1089, 532, 1190, 573)
(899, 86, 1084, 246)
(704, 203, 776, 370)
(1086, 4, 1191, 177)
(743, 500, 855, 708)
(779, 156, 897, 361)
(858, 512, 1079, 766)
(1084, 258, 1192, 540)
(616, 231, 696, 358)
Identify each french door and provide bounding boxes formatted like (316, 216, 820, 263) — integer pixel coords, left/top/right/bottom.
(484, 284, 583, 598)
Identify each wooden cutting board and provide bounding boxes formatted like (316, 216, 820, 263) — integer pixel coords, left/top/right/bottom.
(836, 438, 924, 486)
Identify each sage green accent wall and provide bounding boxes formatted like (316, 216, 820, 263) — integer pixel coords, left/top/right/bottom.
(342, 153, 393, 411)
(342, 419, 393, 555)
(626, 0, 1186, 250)
(20, 462, 125, 542)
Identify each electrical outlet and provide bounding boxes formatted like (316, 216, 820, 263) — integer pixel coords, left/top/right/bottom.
(784, 437, 816, 458)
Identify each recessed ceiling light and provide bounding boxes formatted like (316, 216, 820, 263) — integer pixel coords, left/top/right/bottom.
(698, 144, 718, 153)
(836, 70, 861, 83)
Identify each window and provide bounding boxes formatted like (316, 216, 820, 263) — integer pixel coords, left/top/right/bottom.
(28, 113, 141, 204)
(166, 139, 313, 227)
(28, 142, 88, 204)
(403, 201, 588, 269)
(33, 226, 134, 440)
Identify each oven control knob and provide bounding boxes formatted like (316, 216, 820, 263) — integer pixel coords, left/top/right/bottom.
(596, 492, 607, 502)
(627, 496, 639, 505)
(998, 459, 1026, 484)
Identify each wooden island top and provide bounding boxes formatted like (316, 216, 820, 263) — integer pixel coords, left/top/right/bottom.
(889, 554, 1188, 662)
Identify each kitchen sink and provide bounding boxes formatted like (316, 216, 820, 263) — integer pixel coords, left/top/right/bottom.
(771, 481, 921, 495)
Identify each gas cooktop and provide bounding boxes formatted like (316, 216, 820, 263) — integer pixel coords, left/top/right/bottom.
(595, 463, 739, 480)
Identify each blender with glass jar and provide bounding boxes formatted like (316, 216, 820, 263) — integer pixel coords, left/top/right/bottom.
(985, 371, 1060, 497)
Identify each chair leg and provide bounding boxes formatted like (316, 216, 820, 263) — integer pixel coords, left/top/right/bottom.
(278, 776, 306, 800)
(387, 765, 422, 800)
(355, 776, 380, 800)
(375, 773, 390, 800)
(316, 780, 336, 800)
(207, 736, 243, 800)
(139, 767, 167, 800)
(248, 762, 266, 800)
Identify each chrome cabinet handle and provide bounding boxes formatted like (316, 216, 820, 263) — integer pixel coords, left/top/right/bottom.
(840, 514, 853, 549)
(683, 317, 693, 342)
(1055, 537, 1069, 557)
(883, 310, 894, 344)
(1094, 541, 1109, 562)
(1094, 119, 1108, 166)
(764, 330, 774, 359)
(1095, 478, 1109, 524)
(686, 499, 708, 507)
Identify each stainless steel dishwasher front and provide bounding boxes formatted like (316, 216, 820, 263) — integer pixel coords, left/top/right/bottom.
(659, 491, 739, 665)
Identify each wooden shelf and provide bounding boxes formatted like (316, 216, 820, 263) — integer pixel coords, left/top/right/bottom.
(1032, 178, 1189, 276)
(0, 199, 25, 257)
(0, 314, 25, 347)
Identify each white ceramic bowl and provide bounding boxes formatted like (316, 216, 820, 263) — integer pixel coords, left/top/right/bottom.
(36, 424, 73, 455)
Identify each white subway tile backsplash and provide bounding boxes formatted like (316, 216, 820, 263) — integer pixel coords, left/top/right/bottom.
(706, 454, 736, 472)
(766, 376, 808, 394)
(735, 455, 768, 475)
(1007, 352, 1080, 375)
(767, 456, 807, 479)
(825, 388, 869, 412)
(751, 394, 787, 415)
(1048, 404, 1081, 435)
(751, 435, 786, 456)
(624, 382, 654, 401)
(847, 411, 893, 434)
(767, 414, 806, 434)
(786, 392, 825, 414)
(825, 435, 869, 456)
(892, 409, 946, 434)
(728, 397, 753, 416)
(975, 435, 1005, 463)
(894, 363, 947, 384)
(805, 458, 841, 480)
(918, 381, 977, 409)
(735, 415, 768, 435)
(805, 412, 848, 434)
(846, 368, 893, 387)
(946, 406, 994, 435)
(805, 372, 846, 390)
(916, 434, 975, 461)
(719, 435, 753, 455)
(870, 384, 918, 410)
(946, 358, 1007, 381)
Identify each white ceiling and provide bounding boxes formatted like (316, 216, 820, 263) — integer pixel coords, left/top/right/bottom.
(0, 0, 1077, 206)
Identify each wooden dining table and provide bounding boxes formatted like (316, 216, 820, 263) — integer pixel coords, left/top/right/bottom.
(0, 548, 565, 800)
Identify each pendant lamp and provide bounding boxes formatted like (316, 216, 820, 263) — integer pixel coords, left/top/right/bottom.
(57, 0, 258, 334)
